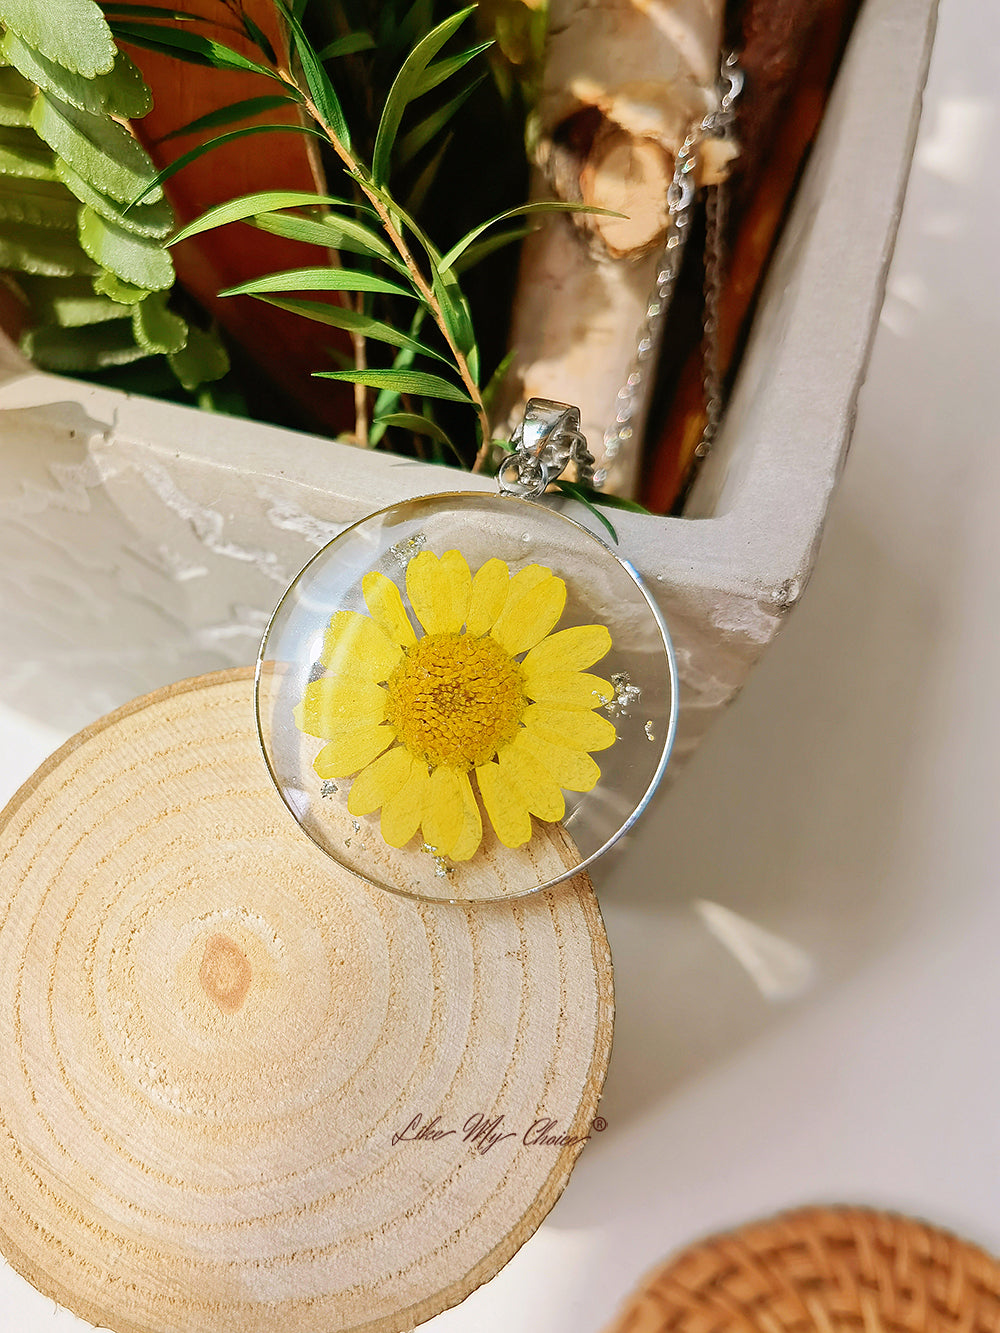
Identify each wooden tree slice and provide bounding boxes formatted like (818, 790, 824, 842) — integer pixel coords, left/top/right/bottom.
(0, 668, 613, 1333)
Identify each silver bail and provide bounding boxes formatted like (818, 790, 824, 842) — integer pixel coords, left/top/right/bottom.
(497, 398, 594, 498)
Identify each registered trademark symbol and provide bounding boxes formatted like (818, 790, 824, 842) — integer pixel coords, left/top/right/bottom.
(592, 1116, 607, 1132)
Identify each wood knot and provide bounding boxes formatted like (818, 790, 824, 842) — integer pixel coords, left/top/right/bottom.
(199, 934, 252, 1013)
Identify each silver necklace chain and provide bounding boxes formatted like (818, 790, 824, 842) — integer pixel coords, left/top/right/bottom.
(598, 51, 743, 490)
(698, 164, 726, 460)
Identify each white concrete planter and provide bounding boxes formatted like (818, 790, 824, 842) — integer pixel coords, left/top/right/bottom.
(0, 0, 937, 770)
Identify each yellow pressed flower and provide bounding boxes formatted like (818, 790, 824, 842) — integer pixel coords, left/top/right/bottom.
(295, 548, 616, 861)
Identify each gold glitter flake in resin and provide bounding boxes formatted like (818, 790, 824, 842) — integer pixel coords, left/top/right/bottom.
(294, 549, 616, 860)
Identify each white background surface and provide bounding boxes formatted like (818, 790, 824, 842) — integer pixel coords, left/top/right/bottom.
(2, 0, 998, 1327)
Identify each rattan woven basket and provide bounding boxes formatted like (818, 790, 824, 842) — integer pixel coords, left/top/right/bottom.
(604, 1206, 1000, 1333)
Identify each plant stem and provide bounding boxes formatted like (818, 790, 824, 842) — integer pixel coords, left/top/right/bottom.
(471, 434, 493, 473)
(293, 84, 492, 457)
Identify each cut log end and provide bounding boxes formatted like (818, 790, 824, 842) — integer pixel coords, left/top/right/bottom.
(0, 668, 614, 1333)
(581, 129, 672, 256)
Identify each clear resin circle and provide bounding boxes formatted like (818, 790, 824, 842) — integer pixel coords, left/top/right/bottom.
(255, 492, 678, 901)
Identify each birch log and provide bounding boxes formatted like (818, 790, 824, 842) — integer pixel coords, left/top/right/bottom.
(0, 668, 613, 1333)
(500, 0, 726, 497)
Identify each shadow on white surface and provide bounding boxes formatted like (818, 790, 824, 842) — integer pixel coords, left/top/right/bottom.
(585, 491, 955, 1129)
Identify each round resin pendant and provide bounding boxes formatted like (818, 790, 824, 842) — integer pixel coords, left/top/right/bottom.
(255, 490, 677, 901)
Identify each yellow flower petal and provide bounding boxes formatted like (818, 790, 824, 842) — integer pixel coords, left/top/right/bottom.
(465, 557, 510, 635)
(294, 678, 387, 739)
(405, 549, 472, 635)
(320, 610, 402, 681)
(362, 571, 417, 647)
(518, 731, 601, 793)
(507, 563, 552, 596)
(421, 765, 465, 855)
(490, 573, 566, 657)
(522, 704, 617, 752)
(523, 669, 612, 710)
(380, 764, 430, 848)
(347, 746, 413, 816)
(499, 734, 565, 822)
(476, 759, 531, 848)
(313, 725, 394, 779)
(522, 624, 612, 675)
(448, 771, 483, 862)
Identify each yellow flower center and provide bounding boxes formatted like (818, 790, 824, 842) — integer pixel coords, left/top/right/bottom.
(384, 632, 526, 771)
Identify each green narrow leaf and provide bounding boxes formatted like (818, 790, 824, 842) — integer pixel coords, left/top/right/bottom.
(0, 177, 79, 228)
(314, 367, 470, 403)
(404, 132, 451, 215)
(255, 295, 451, 362)
(0, 0, 116, 79)
(369, 307, 428, 443)
(0, 127, 57, 180)
(346, 172, 441, 265)
(433, 263, 476, 361)
(397, 75, 484, 163)
(273, 0, 350, 148)
(161, 93, 298, 141)
(168, 189, 373, 246)
(240, 11, 277, 64)
(167, 322, 229, 390)
(78, 206, 174, 289)
(563, 483, 650, 515)
(454, 225, 530, 273)
(55, 159, 173, 238)
(481, 348, 516, 415)
(109, 21, 280, 80)
(251, 211, 398, 266)
(219, 266, 415, 300)
(1, 32, 152, 119)
(93, 268, 150, 303)
(0, 222, 96, 275)
(554, 480, 619, 544)
(413, 40, 493, 98)
(23, 319, 151, 370)
(371, 5, 475, 186)
(125, 123, 325, 209)
(439, 201, 623, 272)
(132, 291, 187, 352)
(386, 0, 433, 58)
(30, 92, 162, 204)
(419, 399, 466, 464)
(17, 273, 127, 326)
(0, 66, 34, 126)
(375, 411, 458, 452)
(316, 32, 375, 60)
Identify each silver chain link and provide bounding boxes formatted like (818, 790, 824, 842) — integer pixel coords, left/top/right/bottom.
(697, 178, 726, 459)
(599, 51, 743, 487)
(697, 51, 742, 461)
(596, 128, 700, 488)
